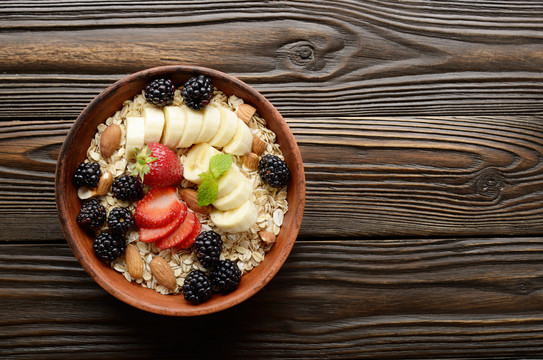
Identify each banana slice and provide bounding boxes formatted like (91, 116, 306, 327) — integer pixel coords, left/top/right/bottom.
(217, 164, 242, 198)
(143, 105, 165, 144)
(183, 142, 220, 184)
(208, 107, 238, 148)
(176, 107, 203, 148)
(223, 119, 253, 155)
(194, 106, 221, 144)
(125, 116, 145, 159)
(161, 106, 186, 148)
(210, 200, 258, 233)
(212, 177, 252, 211)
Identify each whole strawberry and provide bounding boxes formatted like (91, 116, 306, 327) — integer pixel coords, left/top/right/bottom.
(131, 143, 183, 187)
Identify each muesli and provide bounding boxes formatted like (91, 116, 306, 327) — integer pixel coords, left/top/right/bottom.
(72, 75, 289, 304)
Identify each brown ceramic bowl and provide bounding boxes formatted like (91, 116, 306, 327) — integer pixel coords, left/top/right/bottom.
(55, 65, 305, 316)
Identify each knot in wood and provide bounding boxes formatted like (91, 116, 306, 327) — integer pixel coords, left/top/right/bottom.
(518, 282, 533, 295)
(475, 167, 505, 198)
(287, 41, 316, 67)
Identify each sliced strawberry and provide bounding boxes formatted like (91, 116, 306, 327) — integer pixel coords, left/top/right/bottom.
(138, 203, 187, 243)
(134, 186, 182, 228)
(176, 216, 201, 250)
(155, 211, 196, 250)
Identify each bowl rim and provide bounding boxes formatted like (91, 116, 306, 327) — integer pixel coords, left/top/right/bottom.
(55, 65, 305, 316)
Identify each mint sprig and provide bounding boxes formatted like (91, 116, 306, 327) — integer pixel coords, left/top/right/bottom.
(196, 153, 232, 206)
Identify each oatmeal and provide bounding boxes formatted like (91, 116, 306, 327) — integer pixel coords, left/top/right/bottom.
(78, 81, 288, 298)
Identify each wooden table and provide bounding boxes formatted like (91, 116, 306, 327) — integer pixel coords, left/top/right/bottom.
(2, 1, 543, 358)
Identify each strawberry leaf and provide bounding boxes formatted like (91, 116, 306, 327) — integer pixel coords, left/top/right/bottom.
(130, 144, 157, 182)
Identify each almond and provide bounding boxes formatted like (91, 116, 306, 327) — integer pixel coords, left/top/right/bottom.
(76, 171, 112, 199)
(125, 244, 143, 279)
(252, 134, 267, 155)
(150, 256, 177, 290)
(236, 103, 256, 124)
(95, 171, 113, 196)
(179, 188, 211, 215)
(258, 230, 276, 245)
(100, 124, 122, 158)
(243, 152, 259, 170)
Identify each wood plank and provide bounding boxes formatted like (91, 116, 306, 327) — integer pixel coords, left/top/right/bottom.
(0, 1, 542, 116)
(1, 115, 542, 241)
(1, 239, 543, 358)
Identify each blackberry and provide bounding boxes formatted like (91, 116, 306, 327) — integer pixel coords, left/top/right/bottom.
(76, 199, 106, 231)
(107, 207, 135, 235)
(210, 260, 242, 294)
(73, 162, 101, 188)
(194, 231, 223, 269)
(181, 74, 213, 110)
(93, 231, 126, 263)
(258, 154, 290, 188)
(182, 270, 212, 305)
(111, 175, 143, 201)
(145, 78, 175, 107)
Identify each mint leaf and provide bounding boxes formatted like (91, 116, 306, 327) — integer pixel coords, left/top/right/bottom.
(197, 176, 218, 206)
(198, 171, 215, 183)
(209, 153, 232, 179)
(196, 153, 232, 206)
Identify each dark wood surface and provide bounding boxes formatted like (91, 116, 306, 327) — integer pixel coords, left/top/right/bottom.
(1, 1, 543, 358)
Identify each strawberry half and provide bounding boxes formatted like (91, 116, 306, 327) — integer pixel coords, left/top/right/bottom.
(177, 215, 201, 249)
(131, 143, 183, 187)
(138, 202, 187, 243)
(155, 211, 197, 250)
(134, 186, 182, 228)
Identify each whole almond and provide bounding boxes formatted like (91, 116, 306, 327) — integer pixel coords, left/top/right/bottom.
(179, 188, 211, 214)
(252, 134, 267, 155)
(150, 256, 177, 290)
(258, 230, 276, 244)
(236, 103, 256, 124)
(125, 244, 143, 279)
(242, 152, 259, 170)
(100, 124, 122, 158)
(95, 171, 113, 196)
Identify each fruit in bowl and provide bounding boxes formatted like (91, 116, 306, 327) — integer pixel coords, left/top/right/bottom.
(55, 66, 305, 316)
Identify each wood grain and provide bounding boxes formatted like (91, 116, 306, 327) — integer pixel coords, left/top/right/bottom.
(1, 116, 542, 241)
(0, 1, 542, 117)
(1, 1, 543, 357)
(1, 240, 543, 358)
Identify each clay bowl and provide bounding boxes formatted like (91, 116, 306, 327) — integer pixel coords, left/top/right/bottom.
(55, 65, 305, 316)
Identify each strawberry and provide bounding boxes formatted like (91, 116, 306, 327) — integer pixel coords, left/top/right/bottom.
(138, 202, 187, 243)
(178, 215, 201, 249)
(155, 211, 197, 250)
(134, 186, 182, 228)
(131, 143, 183, 187)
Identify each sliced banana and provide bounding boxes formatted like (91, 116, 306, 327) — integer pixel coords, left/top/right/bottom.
(212, 177, 252, 211)
(125, 116, 145, 159)
(142, 105, 165, 144)
(210, 200, 258, 233)
(176, 107, 203, 148)
(161, 106, 186, 148)
(183, 142, 220, 184)
(217, 164, 242, 198)
(223, 119, 253, 156)
(194, 106, 221, 144)
(208, 107, 238, 148)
